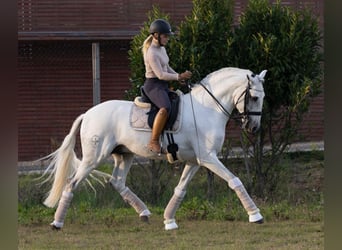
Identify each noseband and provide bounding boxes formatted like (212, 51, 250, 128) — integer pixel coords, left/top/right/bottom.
(197, 77, 263, 126)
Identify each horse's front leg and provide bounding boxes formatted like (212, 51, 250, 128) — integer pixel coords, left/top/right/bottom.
(201, 155, 263, 224)
(109, 153, 151, 222)
(164, 162, 200, 230)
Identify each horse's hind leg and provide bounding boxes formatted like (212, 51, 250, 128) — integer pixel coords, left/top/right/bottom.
(109, 153, 151, 222)
(50, 136, 114, 229)
(50, 159, 97, 229)
(164, 162, 200, 230)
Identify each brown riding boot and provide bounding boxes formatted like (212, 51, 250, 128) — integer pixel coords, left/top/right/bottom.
(148, 108, 168, 154)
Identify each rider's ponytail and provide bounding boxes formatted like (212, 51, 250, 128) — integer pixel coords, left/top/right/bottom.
(142, 35, 153, 56)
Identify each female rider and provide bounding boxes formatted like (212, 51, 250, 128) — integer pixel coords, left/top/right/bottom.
(142, 19, 192, 154)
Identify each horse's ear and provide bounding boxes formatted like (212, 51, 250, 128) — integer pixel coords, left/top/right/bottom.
(258, 70, 267, 80)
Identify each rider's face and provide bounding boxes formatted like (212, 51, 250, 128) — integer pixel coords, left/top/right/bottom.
(154, 33, 170, 46)
(159, 34, 170, 45)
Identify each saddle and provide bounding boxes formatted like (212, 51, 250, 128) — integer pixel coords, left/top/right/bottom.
(132, 87, 183, 132)
(131, 87, 183, 163)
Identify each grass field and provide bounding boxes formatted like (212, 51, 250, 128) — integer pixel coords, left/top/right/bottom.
(18, 214, 323, 249)
(18, 151, 324, 249)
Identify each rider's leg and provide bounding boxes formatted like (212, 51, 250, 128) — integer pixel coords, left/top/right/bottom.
(148, 107, 168, 154)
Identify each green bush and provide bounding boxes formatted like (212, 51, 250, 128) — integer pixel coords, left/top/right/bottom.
(229, 0, 323, 196)
(169, 0, 234, 82)
(18, 175, 49, 208)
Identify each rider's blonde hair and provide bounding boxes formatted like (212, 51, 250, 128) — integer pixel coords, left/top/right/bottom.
(142, 35, 153, 56)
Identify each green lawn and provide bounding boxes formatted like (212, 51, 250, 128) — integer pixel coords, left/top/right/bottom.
(18, 213, 323, 249)
(18, 151, 324, 249)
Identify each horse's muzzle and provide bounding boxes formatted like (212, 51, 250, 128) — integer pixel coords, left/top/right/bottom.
(250, 126, 259, 134)
(243, 120, 259, 134)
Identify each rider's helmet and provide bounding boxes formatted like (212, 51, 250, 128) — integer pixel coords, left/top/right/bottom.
(149, 19, 174, 35)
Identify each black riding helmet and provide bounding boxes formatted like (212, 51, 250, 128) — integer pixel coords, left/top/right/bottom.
(149, 19, 174, 46)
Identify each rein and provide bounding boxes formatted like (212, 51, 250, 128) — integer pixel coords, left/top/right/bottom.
(198, 81, 232, 118)
(197, 79, 262, 122)
(188, 83, 203, 165)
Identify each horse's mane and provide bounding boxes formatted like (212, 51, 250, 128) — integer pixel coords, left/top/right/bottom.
(191, 67, 251, 90)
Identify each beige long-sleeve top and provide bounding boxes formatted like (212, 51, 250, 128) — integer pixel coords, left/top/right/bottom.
(144, 39, 179, 81)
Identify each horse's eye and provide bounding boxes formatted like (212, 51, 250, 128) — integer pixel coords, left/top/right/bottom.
(252, 96, 258, 102)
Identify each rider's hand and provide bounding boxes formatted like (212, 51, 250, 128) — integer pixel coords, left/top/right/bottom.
(179, 70, 192, 81)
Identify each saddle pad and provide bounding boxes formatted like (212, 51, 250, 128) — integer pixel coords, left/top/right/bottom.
(130, 96, 183, 133)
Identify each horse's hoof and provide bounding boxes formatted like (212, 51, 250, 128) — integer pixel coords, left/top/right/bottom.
(50, 221, 63, 230)
(50, 224, 61, 230)
(249, 212, 263, 223)
(140, 215, 150, 224)
(253, 218, 264, 224)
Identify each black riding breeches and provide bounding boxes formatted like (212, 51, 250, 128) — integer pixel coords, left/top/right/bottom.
(143, 78, 171, 113)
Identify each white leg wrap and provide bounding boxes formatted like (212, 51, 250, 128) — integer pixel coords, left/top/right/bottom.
(164, 219, 178, 230)
(228, 177, 243, 189)
(120, 187, 149, 215)
(249, 212, 263, 223)
(164, 188, 186, 221)
(51, 221, 64, 228)
(174, 187, 186, 198)
(234, 185, 258, 214)
(139, 209, 152, 217)
(52, 190, 73, 228)
(228, 178, 263, 222)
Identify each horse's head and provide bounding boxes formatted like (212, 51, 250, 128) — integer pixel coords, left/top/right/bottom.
(234, 70, 267, 134)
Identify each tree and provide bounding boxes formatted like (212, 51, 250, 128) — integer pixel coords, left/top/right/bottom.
(229, 0, 323, 196)
(168, 0, 234, 83)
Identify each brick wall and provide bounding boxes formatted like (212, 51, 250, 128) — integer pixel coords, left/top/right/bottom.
(18, 40, 132, 160)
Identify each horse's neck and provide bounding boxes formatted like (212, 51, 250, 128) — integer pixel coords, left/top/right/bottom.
(197, 78, 243, 116)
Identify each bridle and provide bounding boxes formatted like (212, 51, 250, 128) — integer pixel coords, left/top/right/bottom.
(196, 76, 263, 127)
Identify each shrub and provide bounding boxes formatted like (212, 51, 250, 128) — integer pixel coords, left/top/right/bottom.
(229, 0, 323, 196)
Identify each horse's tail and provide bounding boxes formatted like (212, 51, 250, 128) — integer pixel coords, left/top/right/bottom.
(42, 114, 85, 208)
